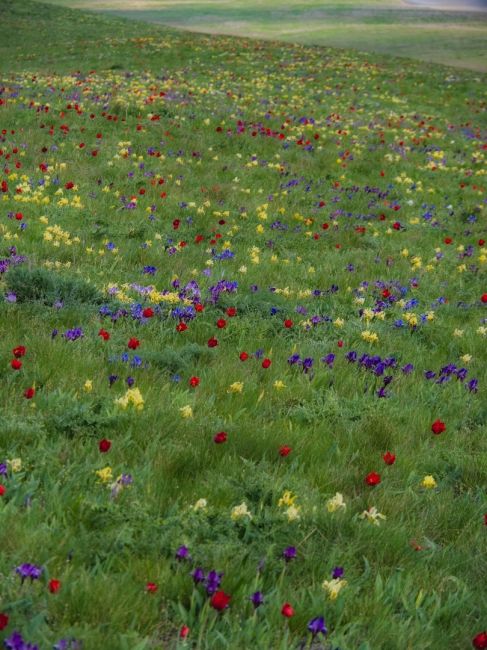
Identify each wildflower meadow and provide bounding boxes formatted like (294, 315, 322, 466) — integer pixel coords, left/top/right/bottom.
(0, 1, 486, 648)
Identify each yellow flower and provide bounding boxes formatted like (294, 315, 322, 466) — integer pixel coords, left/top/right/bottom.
(231, 502, 252, 520)
(360, 506, 386, 526)
(322, 578, 348, 600)
(461, 354, 472, 364)
(227, 382, 244, 394)
(273, 380, 286, 390)
(421, 475, 437, 489)
(96, 467, 113, 484)
(361, 330, 379, 344)
(115, 387, 144, 410)
(453, 329, 464, 338)
(179, 405, 193, 419)
(83, 379, 93, 393)
(326, 492, 346, 513)
(278, 490, 297, 508)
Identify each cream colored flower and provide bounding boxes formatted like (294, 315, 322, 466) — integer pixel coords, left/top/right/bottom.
(322, 578, 348, 600)
(191, 498, 208, 511)
(360, 506, 386, 526)
(7, 458, 22, 473)
(231, 502, 252, 520)
(326, 492, 346, 513)
(286, 505, 301, 522)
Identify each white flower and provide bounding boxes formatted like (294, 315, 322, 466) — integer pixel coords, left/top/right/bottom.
(326, 492, 346, 513)
(360, 506, 386, 526)
(231, 502, 252, 520)
(286, 505, 301, 521)
(322, 578, 348, 600)
(191, 498, 208, 511)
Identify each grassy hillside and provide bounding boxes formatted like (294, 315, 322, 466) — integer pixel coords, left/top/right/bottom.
(40, 0, 487, 71)
(0, 0, 486, 648)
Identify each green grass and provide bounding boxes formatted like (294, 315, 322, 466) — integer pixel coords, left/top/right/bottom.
(40, 0, 487, 70)
(0, 0, 486, 648)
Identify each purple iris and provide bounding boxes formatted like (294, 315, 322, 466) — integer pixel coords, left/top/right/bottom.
(191, 567, 205, 584)
(332, 566, 344, 579)
(175, 545, 191, 561)
(307, 616, 328, 637)
(205, 570, 223, 595)
(322, 353, 335, 367)
(53, 640, 82, 650)
(15, 563, 43, 582)
(250, 591, 264, 608)
(4, 631, 39, 650)
(63, 327, 84, 342)
(282, 546, 297, 562)
(108, 374, 118, 387)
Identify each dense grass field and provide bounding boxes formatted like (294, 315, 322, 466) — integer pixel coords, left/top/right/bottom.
(1, 0, 487, 648)
(41, 0, 487, 71)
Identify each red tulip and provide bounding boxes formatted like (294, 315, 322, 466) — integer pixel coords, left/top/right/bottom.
(383, 452, 396, 465)
(210, 590, 231, 611)
(189, 376, 200, 388)
(279, 446, 292, 457)
(281, 602, 294, 618)
(207, 337, 218, 348)
(180, 625, 190, 639)
(0, 613, 9, 630)
(23, 387, 35, 399)
(214, 432, 227, 444)
(262, 358, 271, 369)
(99, 439, 111, 453)
(226, 307, 236, 317)
(216, 319, 227, 329)
(146, 582, 158, 593)
(128, 337, 140, 350)
(0, 485, 5, 496)
(473, 632, 487, 649)
(239, 352, 249, 361)
(48, 579, 61, 594)
(142, 307, 154, 318)
(11, 359, 22, 370)
(365, 472, 381, 486)
(176, 322, 188, 332)
(98, 328, 110, 341)
(481, 294, 487, 304)
(12, 345, 26, 358)
(431, 419, 446, 435)
(284, 319, 293, 328)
